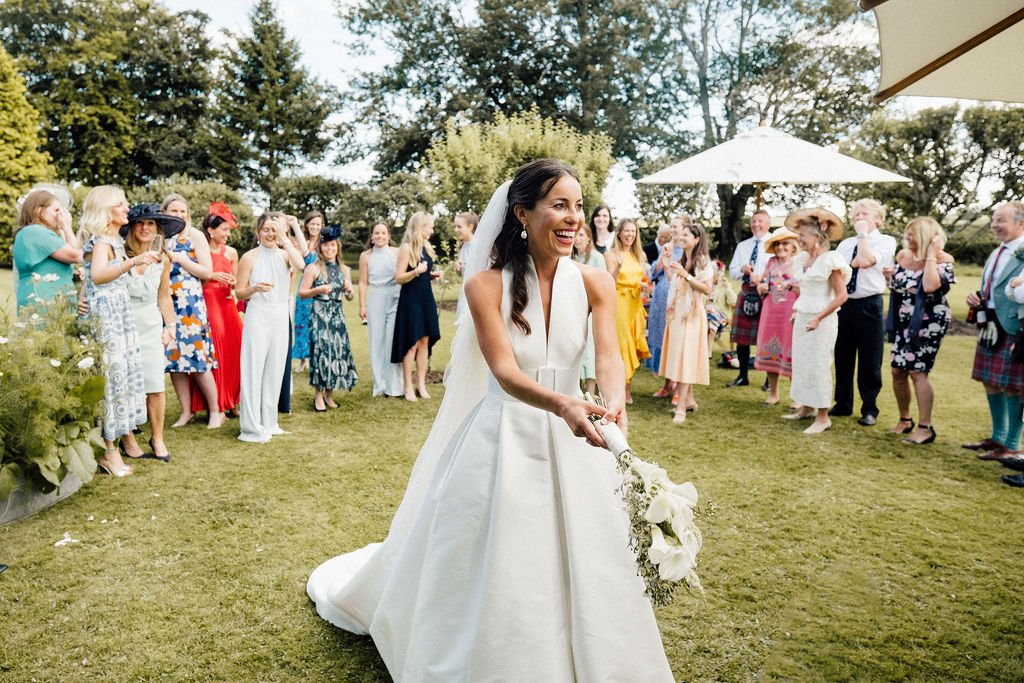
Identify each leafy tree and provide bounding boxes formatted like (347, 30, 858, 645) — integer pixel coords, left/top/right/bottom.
(642, 0, 878, 254)
(0, 44, 54, 263)
(426, 109, 615, 229)
(340, 0, 676, 175)
(269, 175, 349, 219)
(0, 0, 217, 186)
(211, 0, 336, 194)
(841, 105, 1024, 227)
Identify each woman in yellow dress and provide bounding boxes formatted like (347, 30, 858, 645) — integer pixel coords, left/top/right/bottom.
(604, 218, 649, 403)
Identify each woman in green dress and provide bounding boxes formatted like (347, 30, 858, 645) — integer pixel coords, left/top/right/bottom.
(12, 189, 81, 311)
(298, 225, 357, 411)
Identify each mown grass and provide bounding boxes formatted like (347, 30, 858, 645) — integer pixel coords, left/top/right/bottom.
(2, 266, 1023, 682)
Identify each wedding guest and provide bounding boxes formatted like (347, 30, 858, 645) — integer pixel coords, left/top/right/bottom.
(299, 225, 357, 410)
(887, 217, 955, 445)
(235, 212, 306, 443)
(643, 224, 673, 264)
(293, 211, 323, 372)
(123, 204, 180, 462)
(832, 199, 897, 426)
(392, 211, 441, 402)
(660, 223, 714, 423)
(358, 221, 404, 397)
(79, 186, 158, 476)
(648, 216, 686, 395)
(726, 210, 771, 387)
(13, 189, 81, 311)
(589, 204, 614, 253)
(192, 203, 243, 418)
(274, 215, 310, 415)
(1001, 247, 1024, 485)
(782, 208, 850, 434)
(754, 226, 800, 406)
(572, 223, 605, 397)
(605, 218, 649, 404)
(160, 194, 224, 429)
(453, 211, 478, 275)
(965, 201, 1024, 462)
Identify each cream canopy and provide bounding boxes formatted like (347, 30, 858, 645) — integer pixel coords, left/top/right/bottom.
(864, 0, 1024, 103)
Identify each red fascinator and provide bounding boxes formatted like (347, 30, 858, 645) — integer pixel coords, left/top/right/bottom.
(207, 202, 239, 229)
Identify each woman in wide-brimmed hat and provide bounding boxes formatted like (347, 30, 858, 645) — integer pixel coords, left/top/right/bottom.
(781, 208, 851, 434)
(754, 226, 801, 406)
(121, 203, 184, 462)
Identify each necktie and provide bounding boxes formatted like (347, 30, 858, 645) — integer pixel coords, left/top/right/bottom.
(744, 240, 759, 285)
(846, 243, 859, 295)
(982, 245, 1007, 303)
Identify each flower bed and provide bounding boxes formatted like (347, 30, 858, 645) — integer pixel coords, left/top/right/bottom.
(0, 295, 105, 510)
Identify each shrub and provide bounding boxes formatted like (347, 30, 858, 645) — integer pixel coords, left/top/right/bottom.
(0, 295, 105, 497)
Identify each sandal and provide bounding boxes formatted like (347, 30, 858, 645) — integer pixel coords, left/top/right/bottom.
(890, 417, 915, 434)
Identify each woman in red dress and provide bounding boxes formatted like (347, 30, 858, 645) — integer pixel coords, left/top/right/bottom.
(191, 202, 243, 417)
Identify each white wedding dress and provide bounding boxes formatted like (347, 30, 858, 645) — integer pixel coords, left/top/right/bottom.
(308, 256, 674, 682)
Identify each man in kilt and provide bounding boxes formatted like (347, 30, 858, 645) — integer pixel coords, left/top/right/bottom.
(726, 210, 770, 387)
(964, 202, 1024, 487)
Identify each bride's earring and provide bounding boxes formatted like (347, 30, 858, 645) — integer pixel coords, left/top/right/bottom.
(520, 225, 528, 240)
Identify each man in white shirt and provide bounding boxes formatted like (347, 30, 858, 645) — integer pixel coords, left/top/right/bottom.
(831, 199, 897, 426)
(726, 210, 770, 387)
(962, 202, 1024, 482)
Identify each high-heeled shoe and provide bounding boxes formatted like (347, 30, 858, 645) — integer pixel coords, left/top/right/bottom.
(686, 403, 699, 413)
(803, 420, 832, 435)
(672, 408, 686, 424)
(903, 424, 936, 445)
(652, 387, 673, 398)
(404, 390, 418, 402)
(313, 398, 327, 412)
(417, 385, 431, 399)
(170, 413, 194, 428)
(890, 417, 915, 434)
(97, 451, 133, 477)
(119, 440, 146, 460)
(146, 438, 171, 463)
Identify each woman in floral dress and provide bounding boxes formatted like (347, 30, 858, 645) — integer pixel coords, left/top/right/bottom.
(754, 227, 801, 406)
(78, 186, 159, 476)
(292, 211, 323, 372)
(161, 194, 224, 429)
(888, 217, 955, 445)
(299, 226, 357, 411)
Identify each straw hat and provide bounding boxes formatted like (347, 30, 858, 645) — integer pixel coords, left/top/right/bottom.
(763, 226, 800, 252)
(784, 207, 845, 242)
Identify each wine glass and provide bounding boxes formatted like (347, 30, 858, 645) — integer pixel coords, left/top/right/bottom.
(149, 234, 164, 254)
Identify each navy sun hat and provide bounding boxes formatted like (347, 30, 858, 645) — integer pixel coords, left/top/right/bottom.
(120, 203, 186, 239)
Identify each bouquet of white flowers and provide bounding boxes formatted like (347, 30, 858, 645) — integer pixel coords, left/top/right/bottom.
(586, 395, 708, 606)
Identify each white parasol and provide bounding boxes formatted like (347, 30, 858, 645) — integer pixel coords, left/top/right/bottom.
(864, 0, 1024, 103)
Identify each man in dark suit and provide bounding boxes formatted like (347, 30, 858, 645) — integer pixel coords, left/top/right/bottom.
(643, 224, 673, 265)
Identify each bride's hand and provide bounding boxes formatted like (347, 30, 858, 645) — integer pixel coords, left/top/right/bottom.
(559, 397, 608, 449)
(601, 400, 628, 440)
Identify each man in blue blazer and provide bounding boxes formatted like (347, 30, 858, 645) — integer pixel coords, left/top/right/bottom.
(964, 202, 1024, 487)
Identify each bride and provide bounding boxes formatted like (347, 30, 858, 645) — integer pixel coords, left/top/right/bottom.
(307, 159, 675, 681)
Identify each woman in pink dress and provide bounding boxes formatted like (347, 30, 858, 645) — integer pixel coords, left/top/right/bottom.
(754, 227, 801, 406)
(191, 202, 243, 418)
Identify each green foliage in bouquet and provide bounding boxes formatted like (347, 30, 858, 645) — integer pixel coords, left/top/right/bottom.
(0, 295, 105, 498)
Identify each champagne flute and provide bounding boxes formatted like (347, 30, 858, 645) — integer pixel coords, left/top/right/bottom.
(149, 234, 164, 254)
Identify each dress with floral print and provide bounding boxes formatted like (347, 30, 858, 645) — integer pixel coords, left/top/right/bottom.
(890, 262, 955, 373)
(165, 235, 218, 373)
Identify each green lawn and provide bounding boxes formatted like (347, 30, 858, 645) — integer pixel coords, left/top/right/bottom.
(2, 266, 1022, 682)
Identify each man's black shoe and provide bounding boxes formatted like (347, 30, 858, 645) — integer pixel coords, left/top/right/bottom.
(828, 406, 852, 417)
(725, 377, 749, 388)
(761, 379, 770, 392)
(1001, 473, 1024, 487)
(857, 414, 878, 426)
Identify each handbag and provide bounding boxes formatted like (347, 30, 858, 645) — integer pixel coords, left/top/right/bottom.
(741, 290, 762, 317)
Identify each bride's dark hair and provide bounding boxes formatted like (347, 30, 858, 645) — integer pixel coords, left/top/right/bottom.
(492, 158, 580, 335)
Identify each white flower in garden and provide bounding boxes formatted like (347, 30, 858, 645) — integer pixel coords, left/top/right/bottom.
(30, 313, 40, 321)
(49, 358, 61, 367)
(77, 356, 95, 370)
